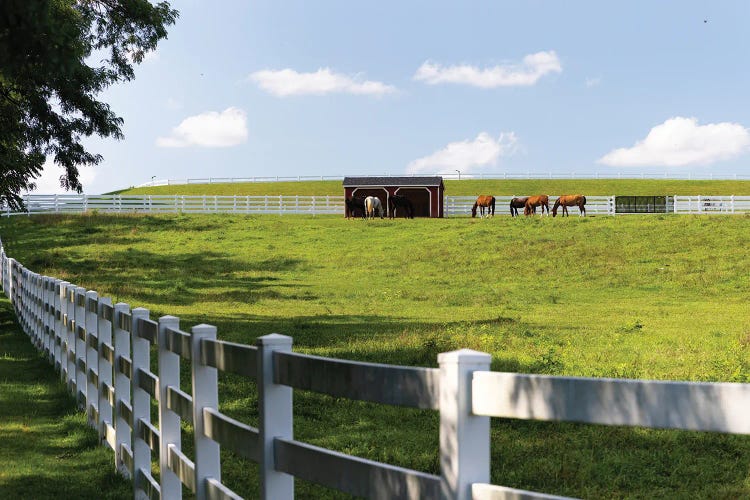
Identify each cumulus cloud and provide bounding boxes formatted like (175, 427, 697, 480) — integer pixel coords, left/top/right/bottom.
(156, 107, 248, 148)
(413, 51, 561, 88)
(598, 117, 750, 167)
(249, 68, 396, 97)
(407, 132, 519, 174)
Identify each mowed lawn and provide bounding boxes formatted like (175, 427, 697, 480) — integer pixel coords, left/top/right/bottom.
(118, 178, 750, 197)
(0, 212, 748, 498)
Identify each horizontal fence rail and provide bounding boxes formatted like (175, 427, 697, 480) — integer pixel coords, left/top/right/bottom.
(1, 238, 750, 499)
(135, 172, 750, 188)
(6, 194, 750, 217)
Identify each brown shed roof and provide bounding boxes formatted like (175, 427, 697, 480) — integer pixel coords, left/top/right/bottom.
(342, 176, 443, 187)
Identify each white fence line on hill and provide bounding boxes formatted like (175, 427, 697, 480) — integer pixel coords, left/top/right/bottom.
(5, 194, 750, 217)
(2, 239, 749, 499)
(136, 172, 750, 187)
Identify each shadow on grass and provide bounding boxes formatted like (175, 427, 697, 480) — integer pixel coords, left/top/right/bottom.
(0, 298, 131, 499)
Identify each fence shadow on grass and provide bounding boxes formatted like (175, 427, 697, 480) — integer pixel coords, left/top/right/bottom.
(0, 299, 132, 500)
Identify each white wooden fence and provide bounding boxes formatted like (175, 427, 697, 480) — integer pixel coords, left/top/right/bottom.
(6, 194, 750, 217)
(2, 240, 750, 499)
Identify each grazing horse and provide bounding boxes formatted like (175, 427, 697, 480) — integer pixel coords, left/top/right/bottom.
(345, 196, 366, 219)
(471, 195, 496, 218)
(509, 197, 529, 217)
(364, 196, 384, 219)
(388, 195, 414, 219)
(552, 194, 587, 217)
(524, 195, 550, 216)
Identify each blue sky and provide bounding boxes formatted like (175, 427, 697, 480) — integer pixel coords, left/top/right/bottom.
(34, 1, 750, 193)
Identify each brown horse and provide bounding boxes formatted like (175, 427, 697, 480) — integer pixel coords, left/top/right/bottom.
(552, 194, 587, 217)
(509, 197, 528, 217)
(471, 195, 495, 218)
(524, 195, 549, 216)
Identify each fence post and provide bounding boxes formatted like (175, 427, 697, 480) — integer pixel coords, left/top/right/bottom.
(131, 307, 152, 490)
(75, 287, 88, 409)
(438, 349, 491, 500)
(158, 315, 183, 499)
(7, 258, 15, 306)
(56, 281, 68, 377)
(98, 297, 114, 447)
(113, 302, 132, 478)
(65, 284, 77, 394)
(85, 290, 99, 427)
(46, 277, 56, 363)
(191, 324, 221, 498)
(257, 334, 294, 500)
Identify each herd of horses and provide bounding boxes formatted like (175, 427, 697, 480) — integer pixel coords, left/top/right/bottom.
(475, 194, 587, 217)
(344, 193, 586, 219)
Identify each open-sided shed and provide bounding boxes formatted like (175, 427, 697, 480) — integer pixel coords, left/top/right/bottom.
(342, 176, 445, 218)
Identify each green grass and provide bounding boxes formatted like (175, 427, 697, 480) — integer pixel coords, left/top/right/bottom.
(0, 298, 131, 499)
(0, 213, 749, 498)
(116, 178, 750, 196)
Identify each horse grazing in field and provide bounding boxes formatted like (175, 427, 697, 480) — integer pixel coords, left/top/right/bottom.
(345, 196, 366, 219)
(388, 195, 414, 219)
(471, 195, 496, 218)
(524, 195, 550, 216)
(509, 197, 529, 217)
(552, 194, 587, 217)
(364, 196, 384, 219)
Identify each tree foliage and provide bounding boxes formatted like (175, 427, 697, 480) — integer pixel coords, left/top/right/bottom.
(0, 0, 178, 208)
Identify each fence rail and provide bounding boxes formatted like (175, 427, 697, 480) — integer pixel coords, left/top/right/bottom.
(6, 194, 750, 217)
(135, 172, 750, 188)
(1, 239, 749, 499)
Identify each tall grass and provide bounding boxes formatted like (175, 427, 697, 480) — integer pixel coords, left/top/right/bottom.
(0, 213, 748, 498)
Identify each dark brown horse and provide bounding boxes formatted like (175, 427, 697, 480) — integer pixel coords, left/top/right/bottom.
(509, 197, 529, 217)
(552, 194, 587, 217)
(388, 195, 414, 219)
(524, 195, 549, 216)
(471, 195, 495, 218)
(345, 196, 366, 219)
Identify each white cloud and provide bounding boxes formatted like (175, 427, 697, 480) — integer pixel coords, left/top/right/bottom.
(413, 51, 562, 88)
(598, 117, 750, 167)
(156, 107, 248, 148)
(407, 132, 519, 174)
(585, 76, 602, 88)
(28, 159, 97, 194)
(249, 68, 396, 97)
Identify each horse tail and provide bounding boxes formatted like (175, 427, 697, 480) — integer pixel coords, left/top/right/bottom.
(490, 196, 496, 215)
(582, 195, 587, 205)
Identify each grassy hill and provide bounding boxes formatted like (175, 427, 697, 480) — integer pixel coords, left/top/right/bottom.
(0, 213, 748, 498)
(115, 178, 750, 197)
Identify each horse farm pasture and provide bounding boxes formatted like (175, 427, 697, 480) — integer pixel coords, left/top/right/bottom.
(1, 212, 749, 498)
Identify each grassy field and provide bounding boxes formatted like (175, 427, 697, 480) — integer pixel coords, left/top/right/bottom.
(0, 212, 748, 498)
(0, 298, 131, 499)
(116, 178, 750, 197)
